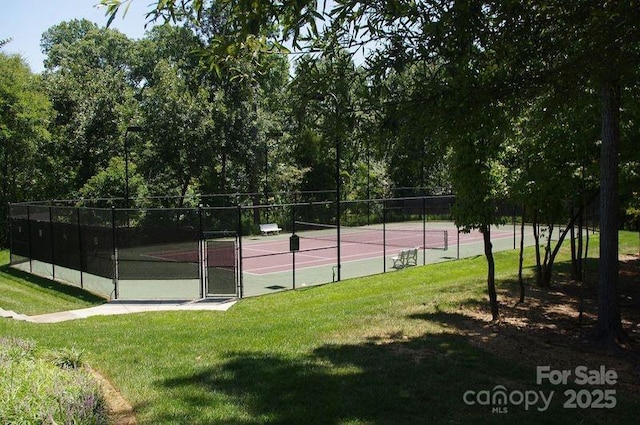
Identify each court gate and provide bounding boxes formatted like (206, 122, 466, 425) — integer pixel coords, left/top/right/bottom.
(203, 236, 239, 297)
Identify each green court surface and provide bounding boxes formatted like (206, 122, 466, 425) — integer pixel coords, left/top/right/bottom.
(241, 223, 535, 297)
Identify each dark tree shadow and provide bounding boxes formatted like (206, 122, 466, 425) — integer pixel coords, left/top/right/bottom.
(147, 257, 640, 424)
(152, 320, 638, 424)
(156, 332, 520, 424)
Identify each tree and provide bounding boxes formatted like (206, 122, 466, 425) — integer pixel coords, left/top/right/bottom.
(287, 52, 366, 197)
(507, 88, 600, 288)
(375, 66, 450, 192)
(79, 157, 148, 204)
(41, 20, 136, 196)
(138, 59, 217, 206)
(102, 1, 640, 338)
(0, 53, 52, 246)
(521, 1, 639, 345)
(438, 70, 511, 321)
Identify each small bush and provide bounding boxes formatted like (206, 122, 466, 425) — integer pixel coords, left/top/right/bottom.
(47, 346, 86, 370)
(0, 338, 107, 425)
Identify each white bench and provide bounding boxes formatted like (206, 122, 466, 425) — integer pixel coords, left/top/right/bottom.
(392, 247, 419, 268)
(406, 247, 418, 266)
(259, 223, 282, 236)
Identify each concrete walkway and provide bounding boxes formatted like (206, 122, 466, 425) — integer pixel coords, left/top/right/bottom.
(0, 298, 237, 324)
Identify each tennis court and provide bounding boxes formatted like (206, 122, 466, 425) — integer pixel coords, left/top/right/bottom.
(239, 222, 524, 297)
(243, 222, 445, 274)
(9, 195, 534, 300)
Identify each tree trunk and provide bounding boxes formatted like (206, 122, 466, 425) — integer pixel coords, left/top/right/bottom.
(533, 214, 542, 287)
(595, 80, 625, 344)
(482, 224, 499, 320)
(541, 211, 586, 288)
(220, 152, 227, 194)
(571, 207, 578, 280)
(576, 210, 584, 282)
(542, 225, 554, 287)
(249, 158, 261, 225)
(178, 177, 190, 209)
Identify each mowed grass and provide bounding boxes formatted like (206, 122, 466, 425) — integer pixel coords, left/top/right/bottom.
(0, 232, 638, 424)
(0, 251, 105, 315)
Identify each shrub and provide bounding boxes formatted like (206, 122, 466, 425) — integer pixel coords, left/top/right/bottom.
(47, 346, 86, 370)
(0, 338, 107, 425)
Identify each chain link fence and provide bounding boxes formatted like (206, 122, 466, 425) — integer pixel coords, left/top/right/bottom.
(8, 194, 537, 300)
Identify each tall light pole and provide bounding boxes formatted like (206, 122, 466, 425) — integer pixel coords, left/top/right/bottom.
(123, 126, 142, 209)
(313, 92, 342, 282)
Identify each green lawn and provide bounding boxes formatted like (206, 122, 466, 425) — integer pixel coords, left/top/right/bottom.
(0, 251, 105, 315)
(0, 232, 638, 424)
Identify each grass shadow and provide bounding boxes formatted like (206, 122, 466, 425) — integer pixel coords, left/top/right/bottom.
(156, 334, 527, 424)
(153, 324, 639, 424)
(409, 258, 640, 395)
(0, 262, 106, 305)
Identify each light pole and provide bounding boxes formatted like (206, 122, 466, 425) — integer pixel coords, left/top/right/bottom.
(312, 92, 342, 282)
(123, 126, 142, 209)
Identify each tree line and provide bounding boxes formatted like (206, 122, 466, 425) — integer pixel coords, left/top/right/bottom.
(2, 0, 639, 344)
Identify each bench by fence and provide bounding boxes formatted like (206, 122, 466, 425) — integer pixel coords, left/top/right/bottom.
(260, 223, 282, 236)
(391, 247, 418, 269)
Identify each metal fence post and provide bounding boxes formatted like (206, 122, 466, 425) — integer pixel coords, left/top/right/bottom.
(513, 206, 517, 250)
(237, 204, 244, 298)
(422, 196, 427, 265)
(111, 206, 119, 300)
(198, 205, 204, 299)
(27, 205, 32, 273)
(292, 203, 296, 290)
(49, 204, 55, 281)
(7, 202, 12, 264)
(383, 199, 387, 273)
(335, 197, 341, 282)
(77, 207, 84, 289)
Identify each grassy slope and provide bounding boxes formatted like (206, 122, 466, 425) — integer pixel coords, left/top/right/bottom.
(0, 251, 105, 315)
(0, 232, 638, 424)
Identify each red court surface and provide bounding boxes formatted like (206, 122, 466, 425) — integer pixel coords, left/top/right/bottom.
(242, 227, 514, 275)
